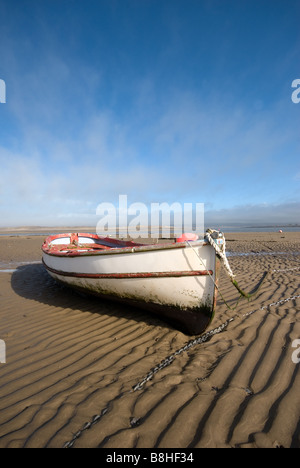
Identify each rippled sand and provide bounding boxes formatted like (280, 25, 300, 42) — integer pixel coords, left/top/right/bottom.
(0, 232, 299, 448)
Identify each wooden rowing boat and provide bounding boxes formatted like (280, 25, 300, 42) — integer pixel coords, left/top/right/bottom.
(42, 232, 224, 334)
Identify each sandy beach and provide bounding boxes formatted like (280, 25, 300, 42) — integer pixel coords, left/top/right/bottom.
(0, 230, 299, 448)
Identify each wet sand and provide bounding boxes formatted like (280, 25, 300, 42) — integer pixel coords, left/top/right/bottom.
(0, 231, 299, 448)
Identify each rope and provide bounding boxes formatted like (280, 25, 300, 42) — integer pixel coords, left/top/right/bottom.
(186, 240, 242, 311)
(205, 228, 236, 280)
(204, 229, 269, 300)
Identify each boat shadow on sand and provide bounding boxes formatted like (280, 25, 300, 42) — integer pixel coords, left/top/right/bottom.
(11, 263, 173, 331)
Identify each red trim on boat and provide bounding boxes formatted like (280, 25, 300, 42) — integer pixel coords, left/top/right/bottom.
(42, 232, 143, 250)
(42, 233, 209, 259)
(42, 260, 213, 279)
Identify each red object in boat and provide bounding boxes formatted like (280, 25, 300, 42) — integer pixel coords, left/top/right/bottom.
(176, 233, 199, 243)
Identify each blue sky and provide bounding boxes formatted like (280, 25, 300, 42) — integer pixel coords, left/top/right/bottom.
(0, 0, 299, 228)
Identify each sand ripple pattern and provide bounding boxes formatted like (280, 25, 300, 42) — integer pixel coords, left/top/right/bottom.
(0, 247, 299, 448)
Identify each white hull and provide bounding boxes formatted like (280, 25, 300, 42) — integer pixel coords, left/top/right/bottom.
(42, 234, 220, 334)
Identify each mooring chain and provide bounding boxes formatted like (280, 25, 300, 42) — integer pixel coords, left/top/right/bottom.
(132, 319, 233, 392)
(63, 408, 109, 448)
(63, 319, 233, 448)
(132, 292, 300, 393)
(272, 266, 300, 273)
(63, 266, 299, 448)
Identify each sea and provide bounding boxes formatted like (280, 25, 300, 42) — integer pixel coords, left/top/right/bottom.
(0, 225, 300, 236)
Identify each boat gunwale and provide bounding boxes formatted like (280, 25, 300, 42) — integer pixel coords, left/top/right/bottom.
(42, 232, 208, 258)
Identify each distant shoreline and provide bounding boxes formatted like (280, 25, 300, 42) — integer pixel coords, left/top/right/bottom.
(0, 224, 300, 236)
